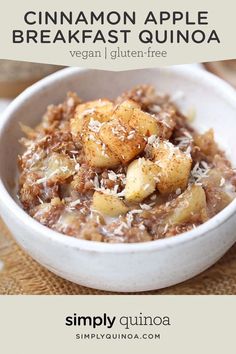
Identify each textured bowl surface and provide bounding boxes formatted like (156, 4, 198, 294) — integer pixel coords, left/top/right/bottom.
(0, 66, 236, 292)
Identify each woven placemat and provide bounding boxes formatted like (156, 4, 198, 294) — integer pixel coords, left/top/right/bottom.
(0, 217, 235, 295)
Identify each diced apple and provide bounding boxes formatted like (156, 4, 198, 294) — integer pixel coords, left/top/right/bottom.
(99, 118, 146, 164)
(152, 141, 192, 194)
(128, 110, 161, 137)
(194, 129, 218, 157)
(70, 99, 113, 138)
(113, 99, 141, 125)
(82, 130, 120, 168)
(39, 152, 75, 184)
(166, 185, 208, 225)
(114, 100, 162, 137)
(92, 191, 129, 216)
(125, 158, 159, 202)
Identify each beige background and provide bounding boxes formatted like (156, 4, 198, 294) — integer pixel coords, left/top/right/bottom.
(0, 0, 235, 70)
(0, 295, 235, 353)
(0, 2, 236, 351)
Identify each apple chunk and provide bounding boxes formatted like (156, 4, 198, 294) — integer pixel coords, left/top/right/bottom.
(92, 191, 129, 216)
(166, 185, 208, 225)
(99, 118, 146, 164)
(124, 158, 159, 202)
(70, 99, 113, 139)
(151, 141, 192, 194)
(82, 130, 120, 168)
(114, 100, 163, 137)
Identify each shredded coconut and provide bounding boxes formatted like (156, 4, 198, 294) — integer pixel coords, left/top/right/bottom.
(151, 104, 161, 113)
(126, 212, 134, 227)
(140, 203, 152, 210)
(127, 130, 136, 140)
(129, 209, 143, 214)
(75, 163, 80, 172)
(88, 133, 96, 141)
(175, 188, 181, 195)
(163, 224, 169, 233)
(37, 196, 44, 204)
(113, 223, 125, 236)
(70, 199, 81, 207)
(88, 119, 102, 133)
(108, 170, 117, 181)
(93, 175, 100, 189)
(220, 177, 225, 187)
(36, 169, 58, 184)
(139, 224, 146, 230)
(190, 161, 210, 184)
(147, 135, 157, 145)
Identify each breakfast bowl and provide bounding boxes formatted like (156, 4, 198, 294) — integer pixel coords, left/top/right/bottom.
(0, 66, 236, 292)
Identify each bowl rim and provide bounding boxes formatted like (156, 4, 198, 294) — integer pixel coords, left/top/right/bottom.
(0, 65, 236, 254)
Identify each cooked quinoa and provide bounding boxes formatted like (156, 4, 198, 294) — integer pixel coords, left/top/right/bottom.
(18, 85, 236, 243)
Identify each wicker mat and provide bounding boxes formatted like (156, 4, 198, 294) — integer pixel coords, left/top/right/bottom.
(0, 218, 235, 295)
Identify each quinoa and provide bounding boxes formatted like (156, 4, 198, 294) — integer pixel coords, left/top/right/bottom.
(18, 86, 236, 243)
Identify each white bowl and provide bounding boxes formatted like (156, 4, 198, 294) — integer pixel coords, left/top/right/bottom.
(0, 66, 236, 292)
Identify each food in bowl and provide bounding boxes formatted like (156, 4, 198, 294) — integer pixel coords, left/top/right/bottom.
(18, 85, 236, 243)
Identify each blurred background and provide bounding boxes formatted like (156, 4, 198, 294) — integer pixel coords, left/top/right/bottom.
(0, 60, 64, 113)
(0, 59, 235, 114)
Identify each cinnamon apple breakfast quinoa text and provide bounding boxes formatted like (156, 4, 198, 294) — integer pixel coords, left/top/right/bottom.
(18, 85, 236, 243)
